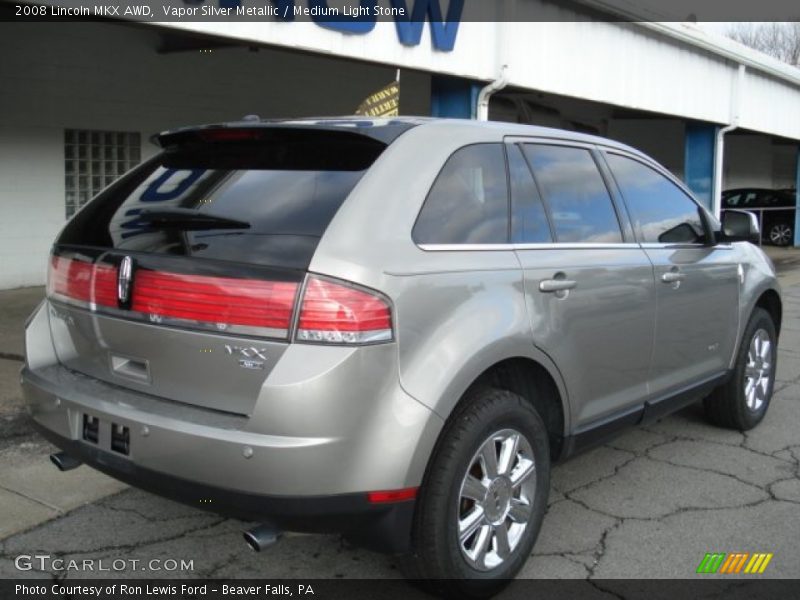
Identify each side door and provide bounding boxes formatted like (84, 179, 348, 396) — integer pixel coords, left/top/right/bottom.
(602, 151, 740, 400)
(508, 141, 657, 430)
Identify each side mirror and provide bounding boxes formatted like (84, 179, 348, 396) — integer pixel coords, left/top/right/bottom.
(718, 210, 760, 243)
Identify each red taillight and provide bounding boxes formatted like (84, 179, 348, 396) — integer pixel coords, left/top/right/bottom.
(296, 276, 392, 344)
(47, 256, 118, 308)
(367, 488, 418, 504)
(132, 270, 298, 336)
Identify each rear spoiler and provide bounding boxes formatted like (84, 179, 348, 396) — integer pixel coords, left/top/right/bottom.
(154, 119, 417, 149)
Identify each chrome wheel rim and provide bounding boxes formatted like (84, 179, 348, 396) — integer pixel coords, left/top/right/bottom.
(769, 224, 792, 245)
(457, 429, 536, 572)
(744, 328, 773, 412)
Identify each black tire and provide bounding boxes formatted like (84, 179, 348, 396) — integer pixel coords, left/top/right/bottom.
(401, 387, 550, 599)
(704, 308, 777, 430)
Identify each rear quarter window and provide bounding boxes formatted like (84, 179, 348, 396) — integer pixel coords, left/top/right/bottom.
(413, 144, 510, 245)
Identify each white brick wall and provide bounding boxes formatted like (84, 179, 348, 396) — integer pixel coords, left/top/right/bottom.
(0, 22, 431, 289)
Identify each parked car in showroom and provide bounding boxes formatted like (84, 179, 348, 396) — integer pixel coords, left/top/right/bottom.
(22, 118, 782, 598)
(722, 187, 796, 246)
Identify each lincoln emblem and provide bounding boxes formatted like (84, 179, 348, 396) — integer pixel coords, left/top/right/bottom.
(118, 256, 133, 304)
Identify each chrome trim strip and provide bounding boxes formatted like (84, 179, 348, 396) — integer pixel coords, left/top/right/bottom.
(514, 243, 639, 250)
(418, 243, 642, 252)
(418, 242, 734, 252)
(639, 243, 733, 250)
(47, 296, 290, 340)
(418, 244, 515, 252)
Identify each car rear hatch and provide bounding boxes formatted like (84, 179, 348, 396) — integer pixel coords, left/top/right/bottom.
(46, 123, 399, 416)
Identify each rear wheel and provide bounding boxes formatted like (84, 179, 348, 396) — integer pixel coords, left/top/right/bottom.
(402, 387, 550, 598)
(704, 308, 777, 430)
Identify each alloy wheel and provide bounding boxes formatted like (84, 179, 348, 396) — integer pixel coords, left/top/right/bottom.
(457, 429, 536, 572)
(744, 328, 773, 412)
(769, 224, 792, 246)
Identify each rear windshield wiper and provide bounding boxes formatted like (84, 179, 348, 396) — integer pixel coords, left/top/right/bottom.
(135, 208, 251, 231)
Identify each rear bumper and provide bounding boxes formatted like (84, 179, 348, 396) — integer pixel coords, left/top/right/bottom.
(31, 420, 414, 553)
(21, 300, 443, 554)
(20, 362, 424, 553)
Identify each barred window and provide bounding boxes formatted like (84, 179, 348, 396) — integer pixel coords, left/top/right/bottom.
(64, 129, 141, 218)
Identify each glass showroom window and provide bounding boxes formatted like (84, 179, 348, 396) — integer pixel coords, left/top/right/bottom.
(64, 129, 141, 218)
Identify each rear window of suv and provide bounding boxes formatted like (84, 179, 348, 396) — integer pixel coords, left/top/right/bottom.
(57, 128, 387, 270)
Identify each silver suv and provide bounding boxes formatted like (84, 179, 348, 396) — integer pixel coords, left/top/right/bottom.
(22, 118, 781, 596)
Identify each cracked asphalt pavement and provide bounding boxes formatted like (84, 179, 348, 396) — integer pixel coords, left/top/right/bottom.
(1, 275, 799, 589)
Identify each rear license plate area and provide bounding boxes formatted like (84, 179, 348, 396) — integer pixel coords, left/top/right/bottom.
(111, 423, 130, 455)
(81, 414, 131, 457)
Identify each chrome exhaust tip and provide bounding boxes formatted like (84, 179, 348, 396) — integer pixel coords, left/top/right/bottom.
(243, 523, 282, 552)
(49, 452, 82, 472)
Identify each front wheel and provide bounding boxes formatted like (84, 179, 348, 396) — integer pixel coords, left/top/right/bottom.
(704, 308, 777, 430)
(401, 387, 550, 598)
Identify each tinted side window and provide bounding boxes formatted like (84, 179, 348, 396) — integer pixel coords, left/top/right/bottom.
(522, 144, 622, 243)
(413, 144, 509, 245)
(606, 153, 706, 244)
(508, 145, 553, 244)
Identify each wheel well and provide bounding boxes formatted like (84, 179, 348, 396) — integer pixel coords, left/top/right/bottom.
(755, 290, 782, 335)
(470, 358, 565, 460)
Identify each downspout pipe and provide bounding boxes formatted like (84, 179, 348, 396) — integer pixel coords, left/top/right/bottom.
(713, 64, 746, 218)
(476, 65, 508, 121)
(713, 123, 738, 218)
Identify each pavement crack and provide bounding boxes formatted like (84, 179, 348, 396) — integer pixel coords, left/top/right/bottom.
(199, 551, 241, 578)
(586, 518, 623, 580)
(587, 578, 628, 600)
(643, 449, 780, 493)
(20, 516, 228, 563)
(557, 451, 639, 497)
(98, 499, 205, 523)
(0, 483, 62, 512)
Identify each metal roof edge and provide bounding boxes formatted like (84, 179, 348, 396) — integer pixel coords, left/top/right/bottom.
(635, 22, 800, 89)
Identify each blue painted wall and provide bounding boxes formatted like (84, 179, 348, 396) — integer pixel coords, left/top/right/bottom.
(795, 147, 800, 247)
(431, 75, 480, 119)
(684, 122, 719, 210)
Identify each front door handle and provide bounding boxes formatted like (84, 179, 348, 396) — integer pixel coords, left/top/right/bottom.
(539, 278, 578, 293)
(661, 271, 686, 284)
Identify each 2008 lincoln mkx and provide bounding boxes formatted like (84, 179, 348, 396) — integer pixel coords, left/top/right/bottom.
(22, 118, 782, 597)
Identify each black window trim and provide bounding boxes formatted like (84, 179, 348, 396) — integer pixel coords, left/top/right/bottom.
(600, 148, 718, 248)
(415, 138, 724, 253)
(504, 141, 557, 245)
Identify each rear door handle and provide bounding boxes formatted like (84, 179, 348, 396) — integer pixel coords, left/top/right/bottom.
(661, 271, 686, 284)
(539, 279, 578, 293)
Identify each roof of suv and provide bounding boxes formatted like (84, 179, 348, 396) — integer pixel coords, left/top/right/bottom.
(156, 116, 647, 157)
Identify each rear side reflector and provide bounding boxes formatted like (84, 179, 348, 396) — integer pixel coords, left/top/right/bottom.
(367, 488, 419, 504)
(47, 256, 118, 308)
(132, 270, 299, 338)
(296, 276, 392, 344)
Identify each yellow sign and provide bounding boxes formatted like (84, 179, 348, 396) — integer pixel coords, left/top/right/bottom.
(355, 81, 400, 117)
